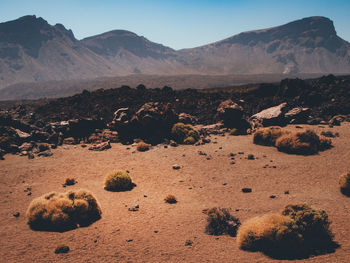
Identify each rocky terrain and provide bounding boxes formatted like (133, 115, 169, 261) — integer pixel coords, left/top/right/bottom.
(0, 74, 349, 160)
(0, 15, 349, 93)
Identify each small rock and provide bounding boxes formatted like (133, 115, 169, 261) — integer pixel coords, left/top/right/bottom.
(126, 239, 133, 242)
(238, 152, 244, 154)
(242, 188, 252, 193)
(198, 151, 207, 156)
(54, 245, 70, 254)
(13, 212, 20, 217)
(269, 195, 276, 199)
(222, 183, 227, 186)
(154, 230, 158, 233)
(284, 191, 289, 195)
(172, 165, 181, 170)
(247, 154, 255, 160)
(38, 150, 53, 157)
(230, 161, 235, 165)
(170, 140, 178, 147)
(128, 204, 139, 212)
(185, 240, 193, 246)
(81, 144, 87, 148)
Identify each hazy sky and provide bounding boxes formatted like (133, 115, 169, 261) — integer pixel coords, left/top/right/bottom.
(1, 0, 350, 50)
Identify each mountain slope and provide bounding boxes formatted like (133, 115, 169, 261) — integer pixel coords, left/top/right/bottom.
(178, 16, 350, 74)
(0, 15, 349, 93)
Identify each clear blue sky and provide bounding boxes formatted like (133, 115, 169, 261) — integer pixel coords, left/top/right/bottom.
(1, 0, 349, 50)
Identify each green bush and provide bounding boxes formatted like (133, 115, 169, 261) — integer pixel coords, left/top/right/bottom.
(171, 123, 199, 144)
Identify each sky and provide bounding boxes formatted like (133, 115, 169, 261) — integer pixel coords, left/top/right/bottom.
(1, 0, 350, 50)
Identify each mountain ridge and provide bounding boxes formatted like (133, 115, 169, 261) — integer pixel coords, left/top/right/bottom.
(0, 15, 349, 91)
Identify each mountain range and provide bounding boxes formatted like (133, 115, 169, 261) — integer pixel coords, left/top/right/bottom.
(0, 15, 350, 90)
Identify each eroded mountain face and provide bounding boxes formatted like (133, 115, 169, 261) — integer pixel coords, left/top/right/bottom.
(0, 15, 349, 89)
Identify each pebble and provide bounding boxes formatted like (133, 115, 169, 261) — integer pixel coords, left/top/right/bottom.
(13, 212, 20, 217)
(242, 188, 252, 193)
(172, 165, 181, 170)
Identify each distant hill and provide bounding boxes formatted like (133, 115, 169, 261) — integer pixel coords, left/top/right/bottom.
(0, 15, 349, 98)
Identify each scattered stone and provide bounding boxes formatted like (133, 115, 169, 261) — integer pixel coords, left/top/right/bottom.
(230, 161, 235, 165)
(126, 239, 133, 242)
(128, 204, 139, 212)
(284, 191, 289, 195)
(13, 212, 20, 217)
(37, 150, 53, 157)
(222, 183, 227, 186)
(198, 151, 207, 156)
(269, 195, 277, 199)
(170, 140, 178, 147)
(185, 240, 193, 246)
(242, 188, 252, 193)
(81, 144, 87, 148)
(154, 230, 158, 233)
(55, 245, 70, 254)
(88, 141, 111, 151)
(247, 154, 255, 160)
(27, 152, 34, 159)
(238, 152, 244, 154)
(172, 165, 181, 170)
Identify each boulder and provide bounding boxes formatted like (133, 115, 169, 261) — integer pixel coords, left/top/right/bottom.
(195, 123, 225, 135)
(284, 107, 310, 124)
(88, 141, 111, 151)
(250, 103, 287, 127)
(217, 100, 244, 128)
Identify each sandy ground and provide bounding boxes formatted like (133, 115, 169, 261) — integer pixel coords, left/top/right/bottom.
(0, 123, 350, 263)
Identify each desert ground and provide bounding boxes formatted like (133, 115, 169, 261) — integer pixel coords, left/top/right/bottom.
(1, 123, 349, 263)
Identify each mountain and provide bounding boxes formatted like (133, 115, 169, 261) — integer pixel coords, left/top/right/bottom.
(0, 15, 349, 94)
(177, 16, 350, 74)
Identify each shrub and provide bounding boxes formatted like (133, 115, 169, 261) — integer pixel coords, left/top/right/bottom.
(237, 213, 301, 252)
(339, 172, 350, 196)
(104, 170, 133, 191)
(237, 203, 336, 258)
(205, 207, 241, 236)
(164, 194, 177, 204)
(171, 123, 199, 144)
(253, 126, 287, 146)
(276, 130, 331, 155)
(55, 244, 70, 254)
(26, 189, 102, 231)
(136, 141, 151, 152)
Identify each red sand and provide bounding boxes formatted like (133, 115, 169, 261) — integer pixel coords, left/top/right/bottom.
(1, 124, 349, 262)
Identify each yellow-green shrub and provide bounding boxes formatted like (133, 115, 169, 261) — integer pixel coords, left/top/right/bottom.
(104, 170, 133, 191)
(171, 123, 199, 144)
(26, 189, 102, 231)
(237, 203, 335, 258)
(253, 126, 288, 146)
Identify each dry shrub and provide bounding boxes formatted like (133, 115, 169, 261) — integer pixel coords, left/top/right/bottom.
(26, 189, 102, 231)
(253, 126, 288, 146)
(339, 172, 350, 196)
(164, 194, 177, 204)
(104, 170, 133, 191)
(276, 130, 332, 155)
(237, 213, 301, 252)
(171, 123, 199, 144)
(136, 141, 151, 152)
(237, 203, 337, 259)
(205, 207, 241, 236)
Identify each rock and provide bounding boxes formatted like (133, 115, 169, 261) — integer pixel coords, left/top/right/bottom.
(284, 107, 310, 124)
(250, 103, 287, 127)
(19, 142, 34, 152)
(63, 137, 77, 145)
(178, 113, 198, 125)
(88, 141, 111, 151)
(329, 115, 348, 126)
(242, 188, 252, 193)
(30, 130, 50, 142)
(27, 152, 34, 159)
(13, 212, 20, 217)
(172, 165, 181, 170)
(37, 150, 53, 157)
(128, 204, 139, 212)
(170, 140, 178, 147)
(195, 123, 225, 136)
(217, 100, 243, 126)
(15, 129, 31, 140)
